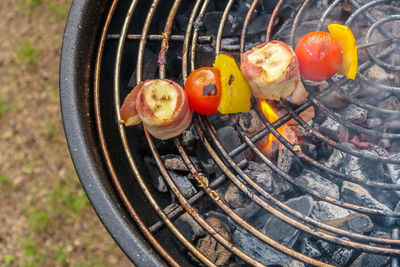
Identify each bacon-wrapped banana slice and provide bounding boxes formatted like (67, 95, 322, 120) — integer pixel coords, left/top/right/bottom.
(241, 40, 308, 105)
(120, 79, 192, 140)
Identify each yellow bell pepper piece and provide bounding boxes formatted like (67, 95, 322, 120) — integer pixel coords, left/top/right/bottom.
(328, 24, 358, 80)
(213, 54, 251, 114)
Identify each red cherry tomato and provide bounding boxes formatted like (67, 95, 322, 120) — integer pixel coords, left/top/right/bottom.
(295, 31, 342, 82)
(185, 67, 222, 115)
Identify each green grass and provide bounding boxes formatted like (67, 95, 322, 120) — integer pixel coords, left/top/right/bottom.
(26, 208, 50, 233)
(48, 178, 89, 222)
(46, 2, 69, 18)
(3, 255, 15, 263)
(18, 41, 39, 66)
(0, 91, 19, 118)
(0, 173, 14, 196)
(54, 245, 69, 265)
(0, 92, 7, 118)
(20, 237, 45, 266)
(0, 173, 13, 187)
(45, 120, 59, 140)
(14, 0, 42, 17)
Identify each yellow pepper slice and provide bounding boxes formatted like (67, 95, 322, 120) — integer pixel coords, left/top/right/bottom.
(213, 54, 251, 114)
(328, 24, 358, 80)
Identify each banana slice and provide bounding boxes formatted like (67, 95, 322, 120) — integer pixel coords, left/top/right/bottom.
(142, 80, 178, 123)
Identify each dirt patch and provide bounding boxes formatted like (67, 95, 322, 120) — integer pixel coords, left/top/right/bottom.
(0, 1, 132, 266)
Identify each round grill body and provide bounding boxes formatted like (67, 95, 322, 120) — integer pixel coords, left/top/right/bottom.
(60, 0, 400, 266)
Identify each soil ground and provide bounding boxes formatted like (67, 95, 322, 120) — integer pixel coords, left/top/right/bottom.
(0, 1, 132, 266)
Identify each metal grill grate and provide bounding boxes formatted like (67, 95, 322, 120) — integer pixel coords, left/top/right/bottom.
(93, 0, 400, 266)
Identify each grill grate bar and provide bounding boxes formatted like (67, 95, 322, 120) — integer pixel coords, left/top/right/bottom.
(107, 33, 212, 43)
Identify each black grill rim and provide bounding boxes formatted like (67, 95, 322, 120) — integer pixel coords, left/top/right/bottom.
(59, 0, 165, 265)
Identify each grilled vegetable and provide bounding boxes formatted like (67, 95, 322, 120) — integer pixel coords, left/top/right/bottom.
(241, 40, 308, 105)
(185, 67, 222, 115)
(213, 53, 251, 114)
(328, 24, 358, 80)
(295, 31, 342, 81)
(120, 79, 192, 140)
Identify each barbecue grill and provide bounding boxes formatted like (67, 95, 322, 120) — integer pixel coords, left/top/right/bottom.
(60, 0, 400, 266)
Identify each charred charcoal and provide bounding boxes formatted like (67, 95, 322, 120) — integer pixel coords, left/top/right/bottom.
(350, 232, 390, 267)
(144, 156, 168, 192)
(365, 118, 382, 129)
(300, 237, 322, 258)
(261, 0, 279, 13)
(301, 237, 353, 267)
(247, 14, 271, 36)
(174, 211, 205, 243)
(234, 202, 268, 230)
(324, 146, 350, 169)
(172, 211, 205, 255)
(315, 139, 334, 161)
(378, 139, 390, 149)
(318, 117, 349, 143)
(296, 169, 340, 199)
(321, 90, 349, 110)
(383, 120, 400, 134)
(311, 201, 352, 222)
(172, 172, 197, 199)
(233, 228, 291, 266)
(204, 12, 234, 37)
(284, 260, 306, 267)
(350, 252, 389, 267)
(322, 213, 373, 234)
(233, 196, 314, 266)
(195, 144, 218, 175)
(128, 48, 157, 88)
(277, 126, 297, 173)
(326, 147, 387, 183)
(341, 181, 391, 211)
(145, 156, 197, 197)
(261, 195, 315, 247)
(395, 201, 400, 226)
(373, 214, 396, 228)
(224, 184, 251, 209)
(344, 152, 386, 183)
(195, 44, 216, 70)
(161, 154, 200, 172)
(316, 240, 353, 266)
(208, 113, 233, 129)
(244, 161, 274, 194)
(340, 105, 367, 124)
(388, 154, 400, 191)
(174, 15, 189, 33)
(216, 126, 246, 164)
(277, 145, 295, 172)
(300, 143, 317, 160)
(238, 110, 263, 136)
(181, 125, 197, 152)
(191, 217, 232, 266)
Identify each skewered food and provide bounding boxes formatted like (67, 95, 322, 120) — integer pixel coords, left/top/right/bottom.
(241, 40, 308, 105)
(120, 79, 192, 140)
(185, 67, 222, 115)
(213, 53, 252, 114)
(295, 31, 342, 82)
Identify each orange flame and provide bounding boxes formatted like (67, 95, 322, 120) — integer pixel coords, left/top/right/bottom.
(260, 101, 285, 148)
